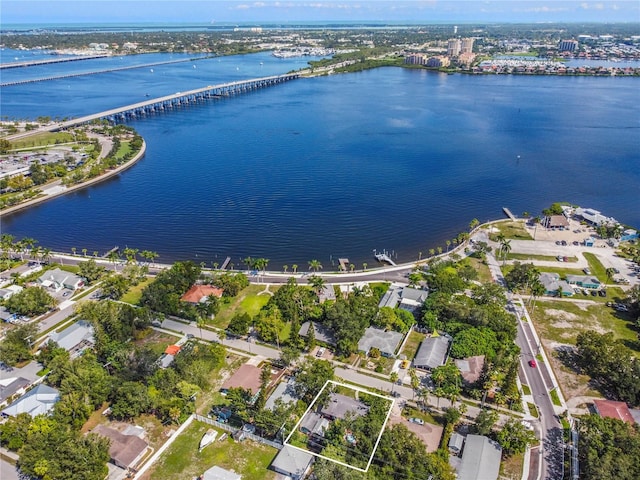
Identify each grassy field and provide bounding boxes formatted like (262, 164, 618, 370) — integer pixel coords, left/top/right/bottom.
(583, 252, 608, 282)
(121, 278, 153, 305)
(530, 299, 638, 349)
(466, 256, 494, 283)
(401, 330, 426, 360)
(114, 140, 132, 160)
(550, 389, 561, 407)
(211, 285, 274, 328)
(507, 253, 578, 263)
(500, 452, 525, 480)
(145, 420, 277, 480)
(10, 131, 74, 149)
(488, 221, 533, 241)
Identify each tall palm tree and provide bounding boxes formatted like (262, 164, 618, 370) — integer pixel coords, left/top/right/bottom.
(107, 250, 121, 271)
(436, 246, 443, 255)
(308, 259, 322, 272)
(308, 275, 326, 295)
(500, 239, 512, 266)
(469, 218, 480, 231)
(146, 251, 159, 266)
(93, 251, 99, 258)
(446, 240, 451, 252)
(292, 264, 298, 274)
(350, 263, 355, 272)
(283, 265, 288, 273)
(429, 248, 435, 257)
(533, 216, 541, 240)
(71, 247, 77, 256)
(605, 267, 616, 284)
(243, 256, 254, 271)
(362, 262, 368, 271)
(390, 372, 399, 394)
(82, 248, 88, 257)
(41, 248, 52, 265)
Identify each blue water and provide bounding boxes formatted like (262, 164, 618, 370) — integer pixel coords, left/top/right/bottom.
(1, 54, 639, 268)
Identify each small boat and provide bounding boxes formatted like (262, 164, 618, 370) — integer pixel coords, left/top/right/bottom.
(199, 429, 218, 451)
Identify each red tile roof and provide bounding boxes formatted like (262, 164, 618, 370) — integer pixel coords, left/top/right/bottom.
(165, 345, 181, 356)
(593, 399, 635, 424)
(180, 285, 224, 304)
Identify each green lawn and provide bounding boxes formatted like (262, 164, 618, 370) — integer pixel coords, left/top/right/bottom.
(147, 420, 277, 480)
(583, 252, 608, 282)
(10, 131, 74, 149)
(500, 452, 525, 480)
(121, 278, 153, 305)
(507, 253, 578, 263)
(488, 221, 533, 241)
(550, 389, 562, 407)
(114, 140, 132, 160)
(211, 285, 274, 328)
(530, 299, 639, 352)
(466, 256, 494, 283)
(521, 384, 531, 396)
(528, 403, 538, 418)
(401, 330, 426, 360)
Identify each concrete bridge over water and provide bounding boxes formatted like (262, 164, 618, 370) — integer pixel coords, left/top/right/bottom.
(6, 73, 300, 140)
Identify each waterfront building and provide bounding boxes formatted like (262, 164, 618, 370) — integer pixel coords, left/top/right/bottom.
(426, 56, 450, 68)
(405, 54, 428, 65)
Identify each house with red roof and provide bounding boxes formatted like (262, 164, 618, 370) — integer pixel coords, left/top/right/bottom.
(181, 285, 224, 304)
(593, 399, 635, 425)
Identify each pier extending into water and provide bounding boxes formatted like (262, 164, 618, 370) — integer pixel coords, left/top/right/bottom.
(6, 73, 300, 140)
(503, 207, 517, 221)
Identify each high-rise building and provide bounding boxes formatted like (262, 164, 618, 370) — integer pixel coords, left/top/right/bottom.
(454, 25, 458, 34)
(461, 38, 475, 54)
(447, 39, 462, 57)
(558, 39, 578, 52)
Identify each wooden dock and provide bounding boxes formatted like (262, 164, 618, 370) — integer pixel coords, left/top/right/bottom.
(338, 258, 350, 271)
(503, 207, 517, 221)
(220, 256, 232, 270)
(102, 246, 119, 258)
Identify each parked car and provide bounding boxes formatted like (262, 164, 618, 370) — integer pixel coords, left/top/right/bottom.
(561, 240, 567, 246)
(409, 418, 424, 425)
(528, 359, 537, 368)
(401, 360, 410, 369)
(391, 391, 401, 398)
(563, 256, 569, 262)
(583, 268, 591, 275)
(573, 241, 580, 246)
(613, 268, 620, 274)
(590, 290, 598, 297)
(557, 256, 564, 262)
(316, 347, 325, 357)
(598, 289, 607, 297)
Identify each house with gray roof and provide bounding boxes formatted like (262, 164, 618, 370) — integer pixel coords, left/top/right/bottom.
(0, 377, 30, 406)
(413, 335, 450, 371)
(201, 465, 241, 480)
(1, 384, 60, 417)
(320, 392, 369, 421)
(270, 445, 314, 480)
(299, 412, 330, 436)
(47, 320, 95, 358)
(539, 272, 574, 297)
(358, 327, 404, 358)
(299, 321, 336, 346)
(38, 268, 84, 292)
(93, 424, 149, 471)
(264, 377, 298, 411)
(378, 285, 428, 315)
(457, 435, 502, 480)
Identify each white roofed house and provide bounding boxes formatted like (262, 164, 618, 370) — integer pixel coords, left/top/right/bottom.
(37, 268, 84, 292)
(46, 320, 95, 358)
(1, 384, 60, 418)
(269, 444, 314, 480)
(358, 327, 404, 358)
(456, 434, 502, 480)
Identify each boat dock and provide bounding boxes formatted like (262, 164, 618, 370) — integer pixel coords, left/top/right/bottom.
(338, 258, 350, 271)
(503, 207, 517, 221)
(374, 250, 396, 266)
(102, 246, 119, 258)
(220, 256, 232, 270)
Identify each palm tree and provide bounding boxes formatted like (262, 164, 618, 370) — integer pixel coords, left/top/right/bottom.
(292, 264, 298, 274)
(196, 317, 206, 339)
(446, 240, 451, 252)
(41, 248, 52, 265)
(469, 218, 480, 231)
(283, 265, 288, 273)
(429, 248, 435, 257)
(71, 247, 77, 256)
(308, 275, 326, 295)
(123, 247, 139, 264)
(218, 329, 227, 345)
(107, 250, 121, 271)
(308, 259, 322, 272)
(390, 372, 399, 394)
(212, 262, 219, 270)
(362, 262, 368, 271)
(605, 267, 616, 284)
(500, 239, 512, 266)
(530, 282, 545, 313)
(254, 258, 269, 273)
(146, 251, 159, 266)
(350, 263, 355, 272)
(436, 246, 443, 255)
(243, 256, 254, 271)
(81, 248, 88, 257)
(418, 251, 423, 261)
(93, 251, 99, 258)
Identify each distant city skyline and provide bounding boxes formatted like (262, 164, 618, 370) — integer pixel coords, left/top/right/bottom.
(3, 1, 639, 25)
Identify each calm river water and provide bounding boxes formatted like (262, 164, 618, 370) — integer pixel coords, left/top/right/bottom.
(1, 50, 639, 267)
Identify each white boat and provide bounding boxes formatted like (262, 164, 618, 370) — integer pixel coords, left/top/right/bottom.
(199, 429, 218, 451)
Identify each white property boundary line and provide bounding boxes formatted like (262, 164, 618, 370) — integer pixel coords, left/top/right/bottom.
(284, 380, 394, 473)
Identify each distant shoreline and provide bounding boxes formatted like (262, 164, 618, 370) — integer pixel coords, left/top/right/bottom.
(0, 140, 146, 216)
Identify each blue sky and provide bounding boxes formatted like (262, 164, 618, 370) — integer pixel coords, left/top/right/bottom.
(3, 1, 639, 24)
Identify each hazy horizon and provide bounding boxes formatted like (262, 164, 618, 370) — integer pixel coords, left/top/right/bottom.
(3, 1, 639, 25)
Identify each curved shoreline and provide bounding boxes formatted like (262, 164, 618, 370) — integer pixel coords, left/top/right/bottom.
(0, 139, 146, 216)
